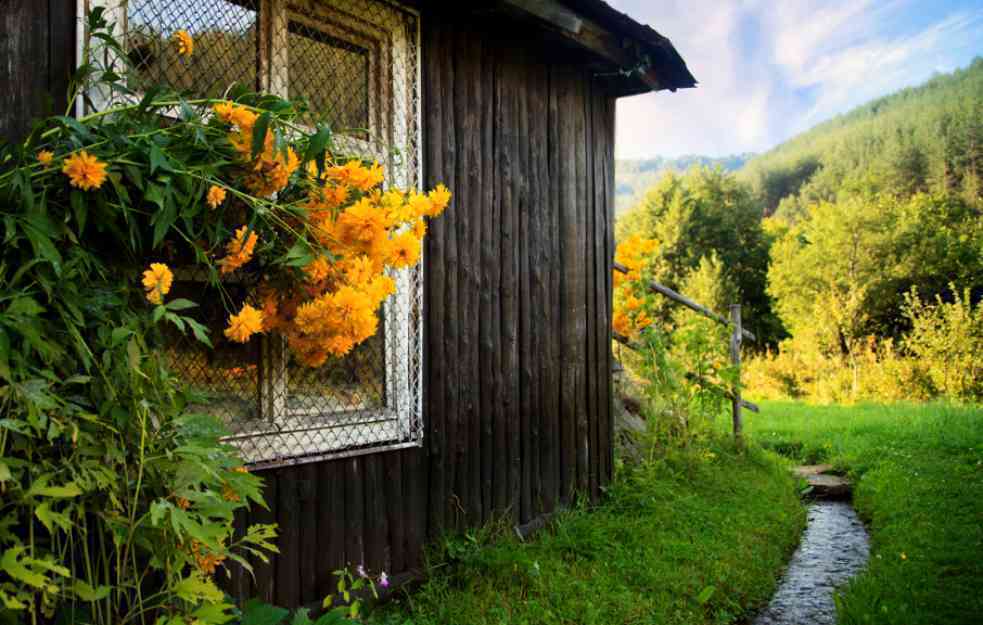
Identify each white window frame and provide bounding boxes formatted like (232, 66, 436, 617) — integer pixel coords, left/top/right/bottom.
(78, 0, 424, 466)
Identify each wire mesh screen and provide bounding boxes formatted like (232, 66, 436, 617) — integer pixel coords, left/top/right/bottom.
(124, 0, 260, 97)
(117, 0, 424, 467)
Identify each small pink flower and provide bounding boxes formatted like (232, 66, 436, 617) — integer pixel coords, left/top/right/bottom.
(379, 571, 390, 588)
(357, 564, 368, 578)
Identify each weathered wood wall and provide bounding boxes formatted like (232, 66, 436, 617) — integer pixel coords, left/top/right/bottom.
(0, 4, 617, 609)
(0, 0, 76, 143)
(234, 11, 616, 606)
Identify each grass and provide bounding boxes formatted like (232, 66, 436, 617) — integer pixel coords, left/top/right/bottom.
(745, 401, 983, 625)
(370, 438, 804, 625)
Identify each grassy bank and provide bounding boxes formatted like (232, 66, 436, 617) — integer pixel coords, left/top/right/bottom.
(745, 401, 983, 625)
(370, 439, 804, 625)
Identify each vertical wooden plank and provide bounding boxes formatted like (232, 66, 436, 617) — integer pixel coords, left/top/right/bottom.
(422, 15, 447, 539)
(441, 18, 462, 531)
(384, 451, 405, 575)
(493, 39, 514, 516)
(229, 508, 252, 602)
(527, 57, 549, 518)
(516, 46, 533, 525)
(558, 64, 580, 505)
(402, 448, 426, 571)
(591, 86, 611, 496)
(0, 1, 50, 142)
(604, 94, 617, 485)
(298, 464, 319, 604)
(479, 29, 498, 523)
(451, 25, 476, 529)
(464, 28, 484, 528)
(252, 471, 277, 604)
(584, 73, 599, 503)
(364, 455, 388, 573)
(543, 63, 561, 513)
(574, 70, 591, 498)
(502, 45, 522, 522)
(344, 459, 365, 571)
(275, 469, 300, 608)
(318, 459, 346, 598)
(47, 0, 75, 120)
(730, 305, 744, 439)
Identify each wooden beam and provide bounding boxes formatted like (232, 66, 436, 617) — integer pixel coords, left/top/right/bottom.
(498, 0, 664, 91)
(611, 333, 759, 414)
(501, 0, 582, 33)
(612, 261, 756, 342)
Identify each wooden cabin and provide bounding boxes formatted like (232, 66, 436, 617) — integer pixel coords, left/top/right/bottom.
(1, 0, 694, 609)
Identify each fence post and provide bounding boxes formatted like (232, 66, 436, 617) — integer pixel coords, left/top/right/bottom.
(729, 304, 743, 441)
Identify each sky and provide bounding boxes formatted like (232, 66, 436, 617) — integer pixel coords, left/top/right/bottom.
(608, 0, 983, 159)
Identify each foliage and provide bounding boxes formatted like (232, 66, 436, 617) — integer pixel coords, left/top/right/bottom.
(368, 440, 804, 625)
(614, 153, 754, 215)
(615, 168, 779, 345)
(740, 57, 983, 216)
(902, 285, 983, 400)
(745, 401, 983, 625)
(0, 10, 446, 624)
(612, 238, 735, 444)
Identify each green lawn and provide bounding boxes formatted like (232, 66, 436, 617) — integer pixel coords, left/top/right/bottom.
(371, 440, 804, 625)
(744, 401, 983, 625)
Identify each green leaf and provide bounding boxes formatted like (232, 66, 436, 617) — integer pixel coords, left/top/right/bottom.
(153, 304, 167, 323)
(173, 572, 224, 604)
(6, 297, 44, 317)
(127, 336, 141, 371)
(1, 547, 47, 588)
(240, 598, 290, 625)
(30, 483, 82, 498)
(35, 501, 72, 534)
(304, 125, 333, 173)
(111, 327, 133, 347)
(290, 608, 314, 625)
(22, 215, 62, 275)
(696, 585, 716, 605)
(251, 112, 272, 160)
(72, 580, 112, 602)
(166, 298, 198, 311)
(0, 460, 11, 483)
(149, 143, 171, 175)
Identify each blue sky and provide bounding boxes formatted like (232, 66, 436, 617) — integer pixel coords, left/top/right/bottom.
(609, 0, 983, 159)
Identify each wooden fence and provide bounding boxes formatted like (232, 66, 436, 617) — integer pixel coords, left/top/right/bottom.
(611, 262, 759, 438)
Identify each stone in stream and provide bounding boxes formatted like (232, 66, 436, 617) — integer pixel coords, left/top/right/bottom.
(793, 465, 852, 500)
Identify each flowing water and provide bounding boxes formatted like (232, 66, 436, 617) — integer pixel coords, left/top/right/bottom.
(753, 501, 870, 625)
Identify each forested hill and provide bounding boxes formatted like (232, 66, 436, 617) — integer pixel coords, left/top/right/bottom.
(616, 153, 753, 213)
(739, 57, 983, 217)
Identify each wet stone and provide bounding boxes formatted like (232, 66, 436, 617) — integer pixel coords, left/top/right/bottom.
(753, 501, 870, 625)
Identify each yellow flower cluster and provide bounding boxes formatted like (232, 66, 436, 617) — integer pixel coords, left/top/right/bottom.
(219, 225, 259, 274)
(206, 184, 226, 208)
(205, 101, 451, 365)
(62, 150, 107, 191)
(213, 102, 300, 197)
(612, 235, 658, 338)
(224, 304, 263, 343)
(262, 165, 448, 365)
(173, 30, 194, 57)
(188, 540, 225, 575)
(142, 263, 174, 305)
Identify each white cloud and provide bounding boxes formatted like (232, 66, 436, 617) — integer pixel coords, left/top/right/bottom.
(609, 0, 983, 159)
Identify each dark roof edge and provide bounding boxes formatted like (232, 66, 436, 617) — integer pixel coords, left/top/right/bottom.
(559, 0, 697, 94)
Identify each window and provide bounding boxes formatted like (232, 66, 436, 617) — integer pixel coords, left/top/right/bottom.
(82, 0, 423, 467)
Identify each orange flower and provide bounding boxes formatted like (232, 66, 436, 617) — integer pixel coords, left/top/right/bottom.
(206, 185, 227, 208)
(37, 150, 54, 166)
(389, 231, 422, 268)
(224, 304, 263, 343)
(142, 263, 174, 305)
(219, 225, 259, 274)
(62, 150, 107, 191)
(428, 184, 452, 215)
(412, 219, 427, 240)
(173, 30, 194, 57)
(612, 311, 631, 336)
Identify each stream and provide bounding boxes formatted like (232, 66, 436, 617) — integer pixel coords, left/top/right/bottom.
(753, 500, 870, 625)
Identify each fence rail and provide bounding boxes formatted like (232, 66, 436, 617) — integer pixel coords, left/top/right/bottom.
(612, 263, 759, 438)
